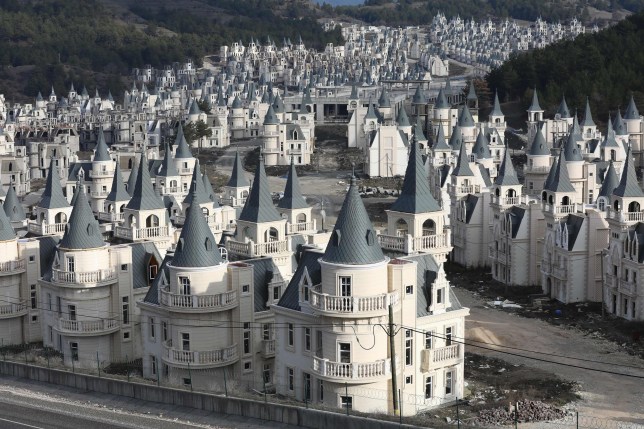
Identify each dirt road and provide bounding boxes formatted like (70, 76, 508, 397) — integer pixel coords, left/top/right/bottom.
(456, 288, 644, 423)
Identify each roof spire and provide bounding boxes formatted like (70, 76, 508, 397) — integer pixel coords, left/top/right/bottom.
(59, 186, 105, 250)
(452, 143, 474, 176)
(183, 160, 213, 207)
(528, 88, 542, 112)
(494, 145, 520, 186)
(226, 151, 249, 188)
(390, 139, 441, 213)
(38, 158, 70, 209)
(490, 90, 504, 117)
(158, 141, 179, 177)
(3, 185, 25, 223)
(125, 151, 165, 210)
(278, 157, 308, 210)
(598, 161, 619, 198)
(93, 128, 111, 162)
(613, 146, 644, 198)
(544, 150, 575, 193)
(0, 200, 16, 241)
(127, 156, 140, 196)
(105, 163, 130, 203)
(581, 97, 595, 127)
(174, 123, 193, 159)
(238, 152, 281, 223)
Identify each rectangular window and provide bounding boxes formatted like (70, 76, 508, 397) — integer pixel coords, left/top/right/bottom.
(304, 373, 311, 401)
(263, 364, 271, 384)
(263, 323, 271, 341)
(70, 342, 79, 361)
(30, 285, 37, 309)
(242, 284, 250, 294)
(405, 330, 413, 366)
(425, 331, 433, 349)
(340, 396, 352, 411)
(437, 288, 444, 304)
(67, 256, 75, 272)
(181, 333, 190, 351)
(149, 317, 155, 339)
(406, 285, 413, 295)
(445, 326, 453, 346)
(151, 355, 157, 375)
(122, 297, 129, 325)
(243, 361, 252, 372)
(162, 321, 168, 341)
(304, 327, 311, 352)
(273, 286, 281, 301)
(123, 331, 130, 340)
(339, 276, 352, 296)
(425, 376, 433, 399)
(288, 323, 294, 347)
(445, 371, 453, 395)
(179, 276, 190, 295)
(318, 380, 324, 402)
(303, 286, 309, 301)
(339, 342, 351, 363)
(288, 367, 294, 391)
(121, 264, 128, 271)
(57, 297, 61, 316)
(68, 305, 76, 321)
(405, 375, 413, 384)
(48, 293, 52, 311)
(243, 322, 251, 355)
(149, 265, 157, 280)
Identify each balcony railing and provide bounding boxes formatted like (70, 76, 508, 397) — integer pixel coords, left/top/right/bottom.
(89, 170, 114, 179)
(312, 356, 390, 383)
(448, 184, 481, 195)
(160, 288, 237, 312)
(162, 341, 238, 368)
(114, 226, 169, 240)
(541, 260, 552, 275)
(287, 220, 316, 234)
(524, 165, 550, 173)
(51, 268, 117, 286)
(605, 273, 617, 288)
(97, 212, 124, 222)
(542, 203, 579, 215)
(178, 167, 192, 174)
(90, 190, 109, 198)
(0, 300, 28, 319)
(227, 239, 289, 257)
(27, 222, 67, 235)
(552, 265, 567, 279)
(261, 339, 276, 358)
(606, 208, 644, 224)
(377, 233, 450, 254)
(309, 286, 398, 317)
(619, 279, 636, 295)
(57, 318, 119, 335)
(421, 344, 461, 371)
(492, 196, 520, 206)
(0, 259, 25, 275)
(412, 233, 450, 252)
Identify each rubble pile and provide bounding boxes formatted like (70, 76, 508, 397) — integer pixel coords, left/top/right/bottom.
(474, 400, 565, 425)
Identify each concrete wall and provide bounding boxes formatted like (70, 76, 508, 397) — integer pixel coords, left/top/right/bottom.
(0, 360, 422, 429)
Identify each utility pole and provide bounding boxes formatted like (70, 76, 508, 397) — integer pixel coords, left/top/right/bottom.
(389, 304, 399, 416)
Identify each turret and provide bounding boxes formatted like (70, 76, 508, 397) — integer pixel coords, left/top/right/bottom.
(29, 158, 72, 236)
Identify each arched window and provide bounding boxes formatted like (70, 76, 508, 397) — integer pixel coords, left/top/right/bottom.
(54, 212, 67, 224)
(628, 201, 640, 213)
(422, 219, 436, 236)
(146, 214, 159, 228)
(296, 213, 307, 223)
(395, 218, 408, 237)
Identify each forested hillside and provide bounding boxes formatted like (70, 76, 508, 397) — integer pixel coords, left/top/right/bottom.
(0, 0, 343, 101)
(486, 11, 644, 122)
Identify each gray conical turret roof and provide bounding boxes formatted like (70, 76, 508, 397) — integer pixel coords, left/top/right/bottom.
(172, 186, 223, 268)
(278, 158, 308, 210)
(449, 124, 463, 151)
(391, 140, 441, 213)
(226, 151, 249, 188)
(183, 160, 214, 207)
(544, 151, 575, 193)
(322, 175, 384, 265)
(36, 91, 43, 102)
(59, 187, 105, 250)
(495, 145, 520, 186)
(570, 114, 581, 137)
(158, 142, 179, 177)
(490, 91, 503, 117)
(106, 163, 130, 203)
(378, 88, 391, 108)
(457, 105, 475, 127)
(434, 87, 450, 109)
(365, 98, 378, 120)
(472, 130, 491, 159)
(263, 105, 280, 125)
(70, 179, 81, 207)
(582, 98, 595, 127)
(0, 201, 16, 241)
(125, 151, 165, 210)
(433, 125, 450, 151)
(602, 116, 620, 148)
(452, 144, 474, 176)
(396, 107, 410, 127)
(188, 100, 201, 115)
(598, 161, 619, 198)
(174, 124, 193, 159)
(467, 80, 478, 101)
(93, 128, 111, 162)
(557, 96, 571, 118)
(543, 155, 558, 191)
(613, 146, 644, 197)
(272, 93, 285, 113)
(38, 158, 70, 209)
(563, 130, 583, 162)
(412, 85, 426, 104)
(239, 154, 281, 223)
(350, 84, 358, 100)
(3, 185, 25, 222)
(127, 157, 139, 197)
(528, 88, 542, 112)
(203, 170, 218, 202)
(613, 110, 626, 136)
(529, 127, 550, 156)
(624, 94, 640, 120)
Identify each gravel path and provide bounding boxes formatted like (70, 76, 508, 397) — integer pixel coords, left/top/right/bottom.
(455, 287, 644, 423)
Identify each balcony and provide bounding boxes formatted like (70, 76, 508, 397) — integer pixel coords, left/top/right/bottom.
(412, 233, 450, 252)
(227, 239, 289, 258)
(312, 356, 391, 383)
(606, 208, 644, 224)
(97, 212, 124, 222)
(89, 170, 114, 179)
(160, 288, 237, 312)
(159, 186, 180, 195)
(162, 341, 238, 369)
(605, 273, 617, 289)
(114, 226, 170, 240)
(448, 184, 481, 196)
(552, 264, 567, 279)
(286, 220, 316, 234)
(492, 195, 520, 206)
(378, 233, 451, 254)
(524, 165, 550, 173)
(619, 279, 636, 296)
(541, 260, 552, 275)
(51, 268, 117, 287)
(0, 259, 26, 275)
(309, 286, 399, 318)
(288, 148, 303, 155)
(178, 167, 192, 175)
(90, 190, 109, 198)
(0, 300, 28, 319)
(261, 339, 276, 358)
(27, 222, 67, 235)
(488, 247, 497, 260)
(57, 318, 119, 336)
(421, 344, 462, 372)
(377, 234, 405, 252)
(542, 203, 579, 215)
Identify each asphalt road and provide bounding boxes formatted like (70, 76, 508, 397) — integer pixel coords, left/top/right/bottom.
(0, 401, 133, 429)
